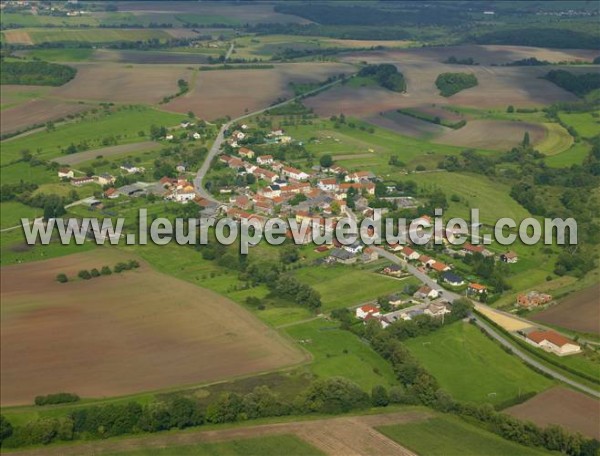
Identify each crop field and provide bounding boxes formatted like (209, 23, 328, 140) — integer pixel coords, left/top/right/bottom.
(545, 141, 592, 167)
(51, 140, 161, 166)
(1, 106, 182, 166)
(377, 415, 550, 456)
(403, 322, 554, 405)
(285, 318, 398, 391)
(559, 111, 600, 139)
(0, 249, 305, 406)
(92, 49, 212, 64)
(0, 85, 53, 110)
(365, 110, 448, 140)
(293, 265, 414, 311)
(531, 283, 600, 334)
(51, 63, 194, 104)
(535, 122, 574, 155)
(506, 387, 600, 439)
(164, 62, 354, 120)
(2, 28, 174, 45)
(0, 99, 91, 135)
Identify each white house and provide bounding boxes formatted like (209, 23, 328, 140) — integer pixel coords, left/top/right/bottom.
(192, 132, 201, 140)
(121, 164, 144, 174)
(413, 285, 439, 300)
(318, 178, 339, 192)
(525, 330, 581, 356)
(424, 302, 451, 318)
(355, 304, 380, 320)
(257, 155, 273, 165)
(95, 173, 115, 186)
(401, 246, 420, 261)
(165, 134, 174, 141)
(58, 168, 74, 179)
(282, 166, 310, 181)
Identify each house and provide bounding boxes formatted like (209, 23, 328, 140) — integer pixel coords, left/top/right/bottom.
(400, 246, 420, 261)
(58, 168, 74, 179)
(257, 155, 273, 165)
(468, 283, 487, 295)
(517, 291, 552, 308)
(345, 170, 375, 183)
(500, 251, 519, 263)
(232, 195, 252, 210)
(338, 182, 375, 197)
(430, 262, 450, 273)
(120, 164, 144, 174)
(176, 163, 186, 173)
(104, 188, 119, 199)
(238, 147, 255, 159)
(165, 134, 174, 141)
(192, 132, 201, 140)
(418, 255, 435, 267)
(180, 121, 192, 128)
(330, 164, 347, 175)
(362, 247, 378, 263)
(424, 302, 451, 318)
(282, 166, 310, 181)
(441, 271, 464, 286)
(356, 304, 380, 320)
(317, 177, 339, 192)
(413, 285, 439, 300)
(95, 173, 115, 186)
(525, 330, 581, 356)
(387, 243, 404, 253)
(329, 248, 357, 265)
(231, 130, 245, 140)
(343, 242, 363, 254)
(254, 168, 278, 183)
(462, 243, 484, 255)
(71, 176, 94, 186)
(382, 264, 403, 277)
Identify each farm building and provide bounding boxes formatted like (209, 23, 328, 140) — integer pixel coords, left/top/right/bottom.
(525, 330, 581, 356)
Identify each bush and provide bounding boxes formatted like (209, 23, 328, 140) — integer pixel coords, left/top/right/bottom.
(101, 266, 112, 275)
(77, 270, 91, 280)
(299, 377, 370, 414)
(435, 72, 478, 97)
(56, 273, 68, 283)
(34, 393, 80, 406)
(371, 385, 390, 407)
(90, 268, 100, 278)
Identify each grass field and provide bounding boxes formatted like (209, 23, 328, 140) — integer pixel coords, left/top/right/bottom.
(535, 122, 574, 155)
(0, 201, 41, 229)
(285, 318, 398, 391)
(4, 28, 173, 45)
(403, 322, 554, 405)
(377, 415, 551, 456)
(559, 111, 600, 139)
(544, 141, 591, 167)
(22, 48, 95, 62)
(1, 106, 182, 166)
(110, 434, 325, 456)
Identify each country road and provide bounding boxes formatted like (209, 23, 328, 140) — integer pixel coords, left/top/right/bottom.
(373, 247, 599, 398)
(193, 76, 351, 203)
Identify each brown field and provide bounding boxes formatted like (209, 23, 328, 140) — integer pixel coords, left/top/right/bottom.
(14, 410, 430, 456)
(51, 63, 194, 104)
(2, 29, 33, 45)
(0, 250, 305, 406)
(165, 62, 355, 120)
(434, 119, 546, 150)
(52, 141, 161, 166)
(0, 99, 90, 135)
(506, 387, 600, 439)
(93, 49, 211, 64)
(531, 284, 600, 335)
(365, 111, 448, 139)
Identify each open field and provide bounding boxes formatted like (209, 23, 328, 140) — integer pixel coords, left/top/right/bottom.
(285, 318, 398, 391)
(51, 140, 161, 166)
(0, 85, 53, 110)
(110, 434, 326, 456)
(403, 322, 554, 405)
(0, 99, 91, 135)
(559, 111, 600, 139)
(0, 202, 41, 230)
(51, 63, 194, 104)
(377, 415, 550, 456)
(2, 28, 174, 45)
(0, 249, 305, 406)
(545, 141, 592, 167)
(506, 387, 600, 439)
(164, 62, 354, 120)
(12, 410, 430, 456)
(531, 283, 600, 335)
(92, 49, 211, 64)
(365, 111, 448, 140)
(535, 122, 574, 155)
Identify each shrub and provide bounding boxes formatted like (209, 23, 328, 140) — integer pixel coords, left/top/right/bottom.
(90, 268, 100, 278)
(56, 273, 68, 283)
(100, 266, 112, 275)
(34, 393, 80, 406)
(77, 270, 91, 280)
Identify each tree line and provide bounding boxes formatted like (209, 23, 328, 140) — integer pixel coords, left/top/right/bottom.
(1, 61, 76, 86)
(545, 70, 600, 97)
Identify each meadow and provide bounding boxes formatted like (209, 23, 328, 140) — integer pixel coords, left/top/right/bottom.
(377, 415, 551, 456)
(285, 318, 398, 391)
(403, 322, 554, 405)
(3, 28, 174, 45)
(559, 111, 600, 139)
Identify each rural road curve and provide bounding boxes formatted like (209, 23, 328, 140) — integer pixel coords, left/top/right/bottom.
(372, 247, 600, 398)
(193, 76, 352, 203)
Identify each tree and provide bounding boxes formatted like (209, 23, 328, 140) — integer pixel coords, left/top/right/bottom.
(56, 273, 68, 283)
(507, 105, 515, 113)
(43, 195, 66, 220)
(320, 154, 333, 168)
(522, 131, 530, 147)
(0, 415, 13, 445)
(168, 397, 204, 429)
(78, 270, 91, 280)
(90, 268, 100, 278)
(300, 377, 370, 414)
(371, 385, 390, 407)
(100, 266, 112, 275)
(279, 245, 300, 264)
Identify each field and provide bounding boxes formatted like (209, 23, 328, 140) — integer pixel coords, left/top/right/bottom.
(506, 387, 600, 439)
(0, 201, 41, 230)
(377, 415, 550, 456)
(559, 111, 600, 139)
(12, 410, 430, 456)
(164, 62, 354, 120)
(51, 140, 161, 166)
(0, 84, 53, 110)
(535, 122, 574, 155)
(531, 283, 600, 334)
(2, 28, 174, 45)
(51, 63, 194, 104)
(403, 322, 554, 405)
(0, 249, 305, 406)
(285, 318, 398, 391)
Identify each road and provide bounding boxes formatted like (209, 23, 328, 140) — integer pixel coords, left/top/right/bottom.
(372, 246, 599, 397)
(224, 42, 235, 61)
(193, 76, 351, 203)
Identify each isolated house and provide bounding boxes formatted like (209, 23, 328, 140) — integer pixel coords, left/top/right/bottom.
(329, 248, 357, 265)
(517, 291, 552, 308)
(500, 251, 519, 263)
(58, 168, 74, 179)
(356, 304, 380, 320)
(525, 330, 581, 356)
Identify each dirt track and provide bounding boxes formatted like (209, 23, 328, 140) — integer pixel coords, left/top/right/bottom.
(13, 411, 431, 456)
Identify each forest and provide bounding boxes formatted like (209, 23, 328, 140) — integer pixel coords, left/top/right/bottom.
(358, 64, 406, 92)
(0, 61, 76, 86)
(435, 72, 478, 97)
(545, 70, 600, 97)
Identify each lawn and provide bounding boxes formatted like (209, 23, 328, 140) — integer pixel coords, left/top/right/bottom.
(377, 415, 551, 456)
(110, 434, 325, 456)
(285, 318, 398, 391)
(293, 264, 415, 311)
(1, 106, 182, 166)
(403, 322, 554, 405)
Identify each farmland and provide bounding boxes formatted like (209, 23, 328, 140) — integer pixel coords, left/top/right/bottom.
(506, 387, 600, 439)
(2, 28, 175, 45)
(377, 415, 550, 456)
(0, 249, 305, 406)
(403, 322, 554, 405)
(531, 283, 600, 335)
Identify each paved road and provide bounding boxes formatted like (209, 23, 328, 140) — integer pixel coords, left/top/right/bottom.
(193, 76, 352, 203)
(372, 246, 599, 397)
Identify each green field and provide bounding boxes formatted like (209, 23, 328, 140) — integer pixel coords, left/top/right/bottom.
(377, 415, 551, 456)
(285, 318, 398, 391)
(535, 123, 574, 156)
(559, 111, 600, 139)
(0, 85, 53, 110)
(110, 434, 324, 456)
(17, 28, 173, 44)
(1, 106, 182, 166)
(23, 48, 95, 62)
(403, 322, 554, 405)
(0, 201, 41, 229)
(293, 264, 416, 311)
(544, 141, 591, 167)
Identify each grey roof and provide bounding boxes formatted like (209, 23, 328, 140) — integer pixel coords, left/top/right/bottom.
(442, 271, 463, 284)
(330, 248, 354, 260)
